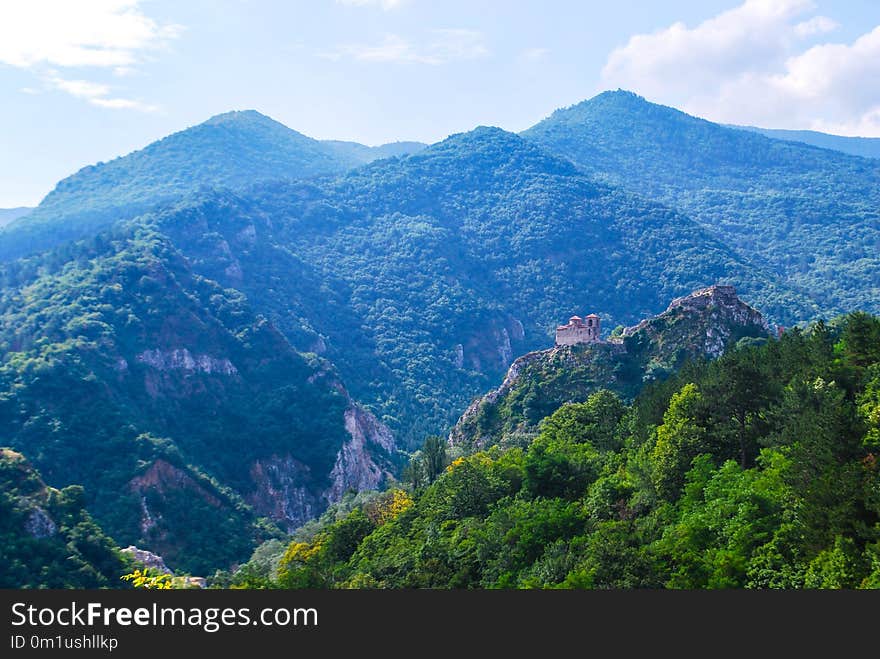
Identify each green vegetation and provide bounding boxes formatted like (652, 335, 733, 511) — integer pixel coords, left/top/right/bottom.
(0, 449, 132, 588)
(0, 224, 379, 574)
(2, 93, 878, 585)
(151, 127, 816, 445)
(228, 313, 880, 588)
(0, 111, 357, 260)
(523, 90, 880, 317)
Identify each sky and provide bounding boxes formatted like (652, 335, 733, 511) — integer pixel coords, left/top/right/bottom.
(2, 0, 880, 208)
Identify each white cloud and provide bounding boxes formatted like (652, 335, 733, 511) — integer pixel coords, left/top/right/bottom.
(48, 75, 158, 112)
(0, 0, 180, 110)
(90, 97, 156, 111)
(51, 78, 111, 99)
(335, 0, 406, 10)
(601, 0, 880, 136)
(0, 0, 181, 68)
(794, 15, 838, 38)
(324, 29, 488, 65)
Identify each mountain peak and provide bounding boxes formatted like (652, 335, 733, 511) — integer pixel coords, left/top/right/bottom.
(415, 125, 580, 177)
(206, 108, 267, 121)
(622, 284, 770, 352)
(590, 88, 648, 104)
(201, 109, 291, 130)
(438, 125, 522, 147)
(666, 284, 743, 313)
(535, 88, 698, 130)
(1, 109, 354, 261)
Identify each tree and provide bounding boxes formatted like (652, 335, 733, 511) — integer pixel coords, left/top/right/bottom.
(840, 312, 880, 368)
(538, 390, 627, 452)
(702, 349, 775, 469)
(401, 457, 425, 490)
(651, 383, 710, 500)
(422, 435, 448, 483)
(769, 377, 863, 552)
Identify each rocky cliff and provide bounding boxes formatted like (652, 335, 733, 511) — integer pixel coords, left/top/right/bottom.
(449, 285, 770, 448)
(246, 401, 397, 532)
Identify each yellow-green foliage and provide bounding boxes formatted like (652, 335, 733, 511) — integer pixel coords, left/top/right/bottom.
(121, 568, 173, 590)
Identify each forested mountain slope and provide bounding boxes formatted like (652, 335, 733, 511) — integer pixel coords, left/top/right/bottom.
(227, 311, 880, 589)
(730, 125, 880, 160)
(523, 90, 880, 316)
(0, 449, 131, 588)
(148, 127, 817, 445)
(0, 111, 357, 260)
(0, 224, 399, 574)
(3, 95, 877, 581)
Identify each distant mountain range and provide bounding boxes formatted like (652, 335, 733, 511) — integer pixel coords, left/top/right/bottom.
(0, 207, 31, 228)
(729, 125, 880, 159)
(1, 90, 878, 578)
(321, 139, 426, 164)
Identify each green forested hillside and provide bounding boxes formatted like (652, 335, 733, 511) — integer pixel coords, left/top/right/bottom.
(149, 127, 818, 444)
(0, 124, 829, 580)
(228, 312, 880, 589)
(0, 223, 398, 574)
(0, 449, 132, 588)
(0, 111, 356, 261)
(523, 90, 880, 316)
(2, 95, 878, 584)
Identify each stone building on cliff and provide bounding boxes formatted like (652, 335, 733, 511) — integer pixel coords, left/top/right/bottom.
(556, 313, 602, 346)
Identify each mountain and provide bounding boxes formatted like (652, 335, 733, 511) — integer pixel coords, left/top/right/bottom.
(0, 223, 401, 574)
(729, 125, 880, 159)
(450, 285, 770, 448)
(3, 99, 876, 581)
(146, 126, 818, 447)
(522, 90, 880, 317)
(321, 140, 427, 164)
(0, 124, 822, 575)
(0, 111, 357, 261)
(0, 207, 32, 228)
(0, 449, 131, 588)
(225, 305, 880, 590)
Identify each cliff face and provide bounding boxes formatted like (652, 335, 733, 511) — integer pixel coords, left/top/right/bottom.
(450, 285, 770, 448)
(1, 449, 60, 542)
(246, 456, 318, 532)
(620, 285, 769, 359)
(328, 405, 396, 498)
(245, 403, 397, 532)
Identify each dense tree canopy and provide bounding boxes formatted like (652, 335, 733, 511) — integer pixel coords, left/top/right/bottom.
(228, 314, 880, 589)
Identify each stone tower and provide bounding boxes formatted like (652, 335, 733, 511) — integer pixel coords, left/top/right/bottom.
(556, 313, 601, 346)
